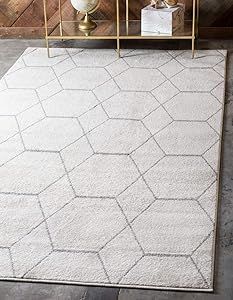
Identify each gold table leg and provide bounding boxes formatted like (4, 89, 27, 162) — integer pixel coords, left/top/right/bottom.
(191, 0, 197, 58)
(116, 0, 120, 58)
(58, 0, 63, 39)
(126, 0, 129, 35)
(43, 0, 50, 57)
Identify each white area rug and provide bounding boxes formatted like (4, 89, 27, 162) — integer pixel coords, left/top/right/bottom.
(0, 48, 226, 291)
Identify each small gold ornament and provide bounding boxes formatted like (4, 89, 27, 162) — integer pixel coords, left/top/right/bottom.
(165, 0, 178, 7)
(70, 0, 100, 32)
(151, 0, 178, 9)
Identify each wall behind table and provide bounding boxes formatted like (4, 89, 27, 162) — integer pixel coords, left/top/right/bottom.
(0, 0, 232, 38)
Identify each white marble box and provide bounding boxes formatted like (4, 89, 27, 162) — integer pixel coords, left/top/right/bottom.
(141, 4, 185, 36)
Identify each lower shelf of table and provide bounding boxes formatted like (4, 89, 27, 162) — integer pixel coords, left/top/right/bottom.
(48, 20, 194, 40)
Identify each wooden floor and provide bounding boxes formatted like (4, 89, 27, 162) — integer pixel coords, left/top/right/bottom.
(0, 0, 233, 37)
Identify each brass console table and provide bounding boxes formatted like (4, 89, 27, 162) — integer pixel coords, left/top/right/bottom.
(43, 0, 199, 58)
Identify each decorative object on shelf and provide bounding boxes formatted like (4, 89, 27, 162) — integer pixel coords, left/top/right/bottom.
(43, 0, 198, 58)
(151, 0, 178, 9)
(70, 0, 100, 32)
(141, 3, 185, 36)
(164, 0, 179, 8)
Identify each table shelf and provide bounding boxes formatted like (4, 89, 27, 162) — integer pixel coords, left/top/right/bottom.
(43, 0, 199, 57)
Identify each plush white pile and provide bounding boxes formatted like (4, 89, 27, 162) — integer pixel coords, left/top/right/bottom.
(0, 48, 226, 290)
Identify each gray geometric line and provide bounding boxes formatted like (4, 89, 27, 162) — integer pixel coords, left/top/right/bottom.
(63, 152, 95, 174)
(213, 66, 225, 79)
(129, 199, 157, 225)
(104, 60, 130, 77)
(201, 156, 217, 177)
(0, 149, 25, 169)
(116, 175, 141, 199)
(117, 255, 143, 284)
(9, 193, 77, 250)
(171, 53, 222, 70)
(65, 49, 83, 68)
(211, 57, 225, 68)
(95, 152, 128, 156)
(4, 63, 26, 77)
(149, 197, 196, 201)
(190, 232, 213, 256)
(150, 77, 167, 93)
(51, 59, 76, 78)
(196, 180, 218, 202)
(0, 114, 18, 117)
(210, 79, 225, 94)
(97, 224, 129, 254)
(109, 116, 142, 122)
(54, 248, 97, 254)
(157, 57, 174, 70)
(120, 50, 173, 71)
(37, 194, 76, 226)
(144, 118, 174, 141)
(189, 255, 209, 288)
(206, 108, 222, 122)
(38, 114, 81, 120)
(166, 49, 186, 59)
(21, 47, 37, 57)
(216, 50, 226, 57)
(99, 71, 122, 94)
(145, 252, 189, 258)
(202, 140, 220, 156)
(23, 55, 69, 69)
(94, 88, 120, 105)
(129, 155, 157, 201)
(34, 89, 49, 117)
(76, 195, 116, 200)
(1, 77, 9, 89)
(119, 49, 136, 57)
(0, 191, 38, 197)
(18, 116, 47, 134)
(22, 250, 53, 278)
(139, 120, 167, 156)
(207, 121, 221, 137)
(65, 61, 117, 70)
(26, 149, 60, 154)
(91, 92, 111, 120)
(141, 155, 165, 178)
(8, 248, 16, 277)
(129, 135, 153, 156)
(120, 56, 131, 68)
(0, 245, 10, 249)
(37, 85, 62, 103)
(196, 199, 215, 224)
(10, 218, 44, 249)
(115, 198, 145, 255)
(14, 100, 41, 118)
(169, 50, 186, 61)
(0, 131, 20, 147)
(3, 86, 36, 91)
(36, 195, 54, 250)
(58, 152, 77, 197)
(59, 132, 91, 153)
(75, 118, 95, 153)
(161, 68, 185, 88)
(210, 91, 224, 105)
(37, 173, 67, 196)
(97, 252, 111, 283)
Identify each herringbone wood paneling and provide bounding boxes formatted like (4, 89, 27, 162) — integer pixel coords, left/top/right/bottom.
(0, 0, 232, 37)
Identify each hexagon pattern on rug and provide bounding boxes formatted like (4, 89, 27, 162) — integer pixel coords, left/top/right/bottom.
(0, 48, 225, 291)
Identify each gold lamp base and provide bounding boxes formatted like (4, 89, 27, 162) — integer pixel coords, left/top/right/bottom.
(78, 13, 97, 32)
